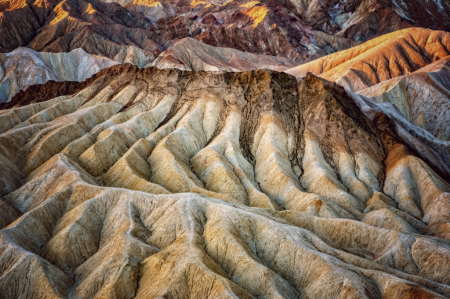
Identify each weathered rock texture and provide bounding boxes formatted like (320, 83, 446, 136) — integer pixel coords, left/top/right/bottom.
(1, 65, 450, 299)
(151, 37, 297, 72)
(1, 0, 449, 64)
(285, 28, 450, 172)
(286, 28, 450, 91)
(0, 48, 118, 103)
(0, 0, 158, 62)
(359, 56, 450, 142)
(105, 0, 450, 43)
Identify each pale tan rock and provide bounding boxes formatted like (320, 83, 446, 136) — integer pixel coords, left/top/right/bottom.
(0, 66, 449, 299)
(362, 208, 419, 234)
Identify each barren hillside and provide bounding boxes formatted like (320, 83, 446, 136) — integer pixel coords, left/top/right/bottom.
(0, 48, 119, 103)
(0, 0, 450, 297)
(286, 28, 450, 91)
(1, 66, 450, 298)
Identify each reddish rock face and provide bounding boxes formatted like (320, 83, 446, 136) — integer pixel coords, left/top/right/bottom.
(286, 28, 450, 90)
(0, 0, 160, 57)
(0, 0, 448, 63)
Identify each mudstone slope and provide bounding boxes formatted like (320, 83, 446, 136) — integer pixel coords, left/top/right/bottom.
(285, 28, 450, 91)
(1, 0, 449, 65)
(150, 37, 298, 72)
(0, 47, 119, 103)
(1, 0, 450, 297)
(1, 65, 450, 299)
(285, 28, 450, 169)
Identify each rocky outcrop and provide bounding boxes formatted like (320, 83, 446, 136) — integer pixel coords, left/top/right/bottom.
(286, 28, 450, 91)
(106, 0, 450, 44)
(313, 30, 362, 54)
(151, 37, 297, 71)
(0, 48, 118, 103)
(2, 0, 448, 65)
(0, 0, 320, 63)
(0, 64, 135, 109)
(0, 0, 159, 59)
(1, 66, 450, 298)
(288, 0, 449, 40)
(349, 88, 450, 183)
(285, 28, 450, 176)
(359, 56, 450, 142)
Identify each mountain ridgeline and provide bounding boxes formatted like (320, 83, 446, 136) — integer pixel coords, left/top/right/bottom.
(0, 0, 450, 298)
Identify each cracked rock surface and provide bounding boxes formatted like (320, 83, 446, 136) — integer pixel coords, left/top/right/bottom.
(1, 65, 450, 298)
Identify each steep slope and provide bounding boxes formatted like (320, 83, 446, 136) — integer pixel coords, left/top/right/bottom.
(2, 0, 448, 64)
(286, 28, 450, 91)
(1, 66, 450, 298)
(0, 48, 118, 103)
(0, 0, 321, 63)
(0, 0, 159, 61)
(313, 30, 362, 54)
(105, 0, 450, 42)
(285, 28, 450, 173)
(151, 37, 298, 71)
(358, 56, 450, 142)
(285, 0, 449, 39)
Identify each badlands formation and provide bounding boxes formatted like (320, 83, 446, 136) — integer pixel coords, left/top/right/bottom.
(0, 40, 299, 106)
(150, 38, 297, 72)
(285, 28, 450, 91)
(1, 0, 449, 65)
(285, 28, 450, 175)
(0, 0, 450, 296)
(0, 48, 119, 103)
(1, 42, 450, 297)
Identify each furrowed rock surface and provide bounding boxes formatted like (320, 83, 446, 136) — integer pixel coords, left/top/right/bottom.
(2, 0, 449, 65)
(358, 56, 450, 142)
(0, 0, 159, 61)
(0, 0, 321, 64)
(0, 48, 118, 103)
(286, 28, 450, 174)
(151, 37, 298, 71)
(104, 0, 449, 49)
(286, 28, 450, 91)
(1, 65, 450, 298)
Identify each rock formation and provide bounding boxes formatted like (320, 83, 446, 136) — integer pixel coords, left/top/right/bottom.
(285, 28, 450, 176)
(1, 0, 450, 296)
(151, 37, 298, 71)
(2, 0, 449, 65)
(1, 65, 450, 298)
(0, 48, 118, 103)
(105, 0, 450, 43)
(286, 28, 450, 91)
(0, 0, 159, 60)
(359, 56, 450, 142)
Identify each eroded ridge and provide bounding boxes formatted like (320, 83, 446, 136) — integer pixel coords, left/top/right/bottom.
(1, 66, 450, 299)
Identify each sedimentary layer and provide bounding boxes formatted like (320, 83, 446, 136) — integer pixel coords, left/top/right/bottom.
(1, 66, 450, 298)
(150, 37, 298, 72)
(359, 56, 450, 142)
(286, 28, 450, 91)
(2, 0, 449, 65)
(0, 48, 118, 103)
